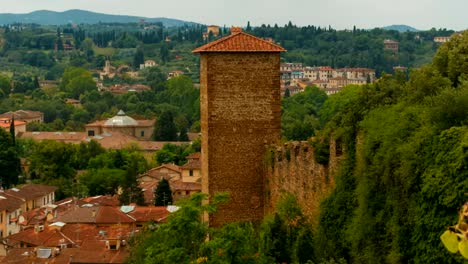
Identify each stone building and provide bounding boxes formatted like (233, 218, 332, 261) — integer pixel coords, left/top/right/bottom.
(193, 27, 285, 225)
(85, 110, 155, 140)
(384, 39, 399, 52)
(0, 110, 44, 123)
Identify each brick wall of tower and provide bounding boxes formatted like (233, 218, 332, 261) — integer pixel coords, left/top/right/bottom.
(200, 52, 281, 226)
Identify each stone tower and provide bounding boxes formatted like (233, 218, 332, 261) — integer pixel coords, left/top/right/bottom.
(193, 27, 285, 225)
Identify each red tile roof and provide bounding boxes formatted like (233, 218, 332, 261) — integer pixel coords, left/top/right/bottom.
(127, 206, 169, 223)
(193, 28, 286, 53)
(0, 192, 23, 212)
(18, 132, 87, 143)
(0, 119, 26, 129)
(0, 110, 43, 120)
(6, 184, 57, 201)
(95, 206, 135, 224)
(80, 195, 120, 207)
(180, 159, 201, 170)
(171, 180, 202, 192)
(186, 152, 201, 159)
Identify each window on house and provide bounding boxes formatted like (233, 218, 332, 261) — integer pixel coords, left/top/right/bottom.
(140, 131, 145, 137)
(189, 170, 193, 176)
(88, 130, 95, 136)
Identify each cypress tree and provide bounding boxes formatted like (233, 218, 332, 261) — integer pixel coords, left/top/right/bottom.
(154, 178, 173, 206)
(153, 111, 178, 141)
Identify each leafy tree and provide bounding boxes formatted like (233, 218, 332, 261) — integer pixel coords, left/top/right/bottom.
(178, 126, 189, 141)
(154, 178, 173, 206)
(153, 111, 178, 141)
(154, 143, 196, 166)
(80, 168, 125, 196)
(284, 88, 290, 98)
(133, 46, 145, 69)
(118, 152, 146, 205)
(126, 193, 229, 264)
(282, 86, 327, 140)
(60, 67, 96, 99)
(0, 128, 20, 188)
(160, 43, 170, 63)
(0, 74, 11, 97)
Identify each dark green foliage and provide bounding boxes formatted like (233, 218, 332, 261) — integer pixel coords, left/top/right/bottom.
(118, 155, 146, 206)
(313, 31, 468, 264)
(310, 135, 330, 165)
(284, 88, 291, 98)
(132, 46, 144, 69)
(153, 111, 178, 141)
(60, 67, 96, 99)
(160, 43, 170, 63)
(282, 86, 327, 140)
(0, 128, 20, 188)
(260, 193, 314, 263)
(154, 143, 197, 166)
(154, 178, 173, 206)
(80, 168, 125, 196)
(178, 126, 189, 141)
(127, 192, 313, 264)
(126, 193, 229, 264)
(0, 74, 11, 97)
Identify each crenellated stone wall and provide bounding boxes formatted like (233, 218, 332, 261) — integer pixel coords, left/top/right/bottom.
(264, 139, 343, 225)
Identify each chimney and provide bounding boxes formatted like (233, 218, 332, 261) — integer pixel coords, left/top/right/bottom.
(230, 26, 242, 34)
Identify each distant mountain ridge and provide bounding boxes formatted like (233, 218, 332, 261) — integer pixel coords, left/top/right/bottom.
(0, 9, 198, 27)
(382, 24, 419, 32)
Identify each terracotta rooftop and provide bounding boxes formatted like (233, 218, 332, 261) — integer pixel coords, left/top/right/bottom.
(6, 184, 57, 201)
(127, 206, 169, 223)
(171, 180, 202, 192)
(0, 192, 24, 212)
(54, 205, 136, 225)
(0, 119, 26, 129)
(142, 163, 182, 176)
(18, 131, 87, 143)
(80, 195, 120, 207)
(186, 152, 201, 160)
(95, 206, 135, 224)
(0, 110, 43, 120)
(180, 159, 201, 170)
(193, 27, 285, 53)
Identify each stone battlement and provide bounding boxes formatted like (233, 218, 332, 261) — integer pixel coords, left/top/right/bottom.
(264, 139, 343, 225)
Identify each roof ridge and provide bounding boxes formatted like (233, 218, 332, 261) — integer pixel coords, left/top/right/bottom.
(192, 32, 240, 53)
(193, 31, 285, 53)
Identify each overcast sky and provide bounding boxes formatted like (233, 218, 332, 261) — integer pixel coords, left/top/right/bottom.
(1, 0, 466, 30)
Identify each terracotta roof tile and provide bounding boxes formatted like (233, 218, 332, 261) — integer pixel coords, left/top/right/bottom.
(193, 30, 285, 53)
(180, 159, 201, 170)
(127, 206, 169, 223)
(0, 192, 23, 212)
(96, 206, 135, 224)
(5, 184, 57, 201)
(186, 152, 201, 159)
(79, 195, 120, 206)
(18, 132, 87, 143)
(171, 180, 202, 192)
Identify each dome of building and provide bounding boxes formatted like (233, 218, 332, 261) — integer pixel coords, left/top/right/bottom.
(104, 110, 138, 126)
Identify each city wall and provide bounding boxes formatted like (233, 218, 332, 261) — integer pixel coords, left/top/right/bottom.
(264, 139, 343, 225)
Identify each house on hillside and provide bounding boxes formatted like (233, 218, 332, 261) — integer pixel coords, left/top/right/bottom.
(0, 110, 44, 123)
(0, 118, 25, 136)
(384, 39, 399, 52)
